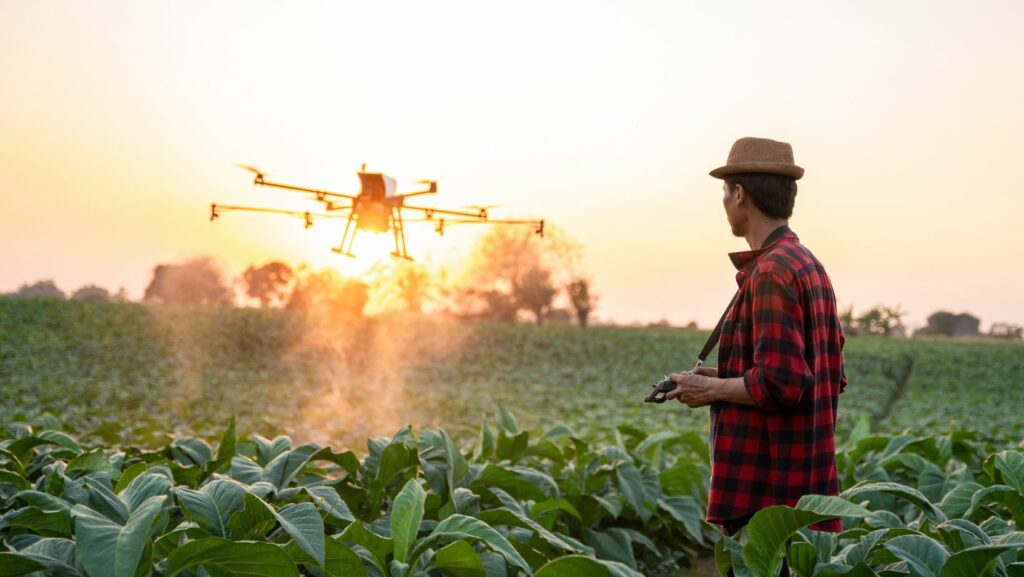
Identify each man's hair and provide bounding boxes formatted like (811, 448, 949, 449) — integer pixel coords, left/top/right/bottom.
(725, 173, 798, 219)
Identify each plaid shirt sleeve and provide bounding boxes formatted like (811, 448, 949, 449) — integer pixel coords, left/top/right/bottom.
(741, 270, 815, 410)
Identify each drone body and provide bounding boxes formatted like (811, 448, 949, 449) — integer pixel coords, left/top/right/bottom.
(211, 165, 543, 260)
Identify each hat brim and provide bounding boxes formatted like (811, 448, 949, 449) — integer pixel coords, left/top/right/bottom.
(709, 162, 804, 180)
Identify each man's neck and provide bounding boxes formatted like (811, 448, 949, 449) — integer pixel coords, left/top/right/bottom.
(744, 219, 789, 250)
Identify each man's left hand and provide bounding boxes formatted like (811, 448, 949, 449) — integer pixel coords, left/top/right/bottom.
(666, 372, 717, 407)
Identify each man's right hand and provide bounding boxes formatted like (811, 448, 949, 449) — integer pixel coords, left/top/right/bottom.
(691, 367, 718, 378)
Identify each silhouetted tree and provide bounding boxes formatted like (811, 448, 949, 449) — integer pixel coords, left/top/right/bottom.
(567, 278, 597, 327)
(144, 257, 234, 305)
(517, 266, 557, 325)
(242, 261, 293, 308)
(855, 305, 906, 337)
(72, 285, 111, 302)
(990, 322, 1023, 340)
(14, 280, 65, 299)
(917, 311, 980, 337)
(460, 224, 581, 322)
(839, 305, 858, 336)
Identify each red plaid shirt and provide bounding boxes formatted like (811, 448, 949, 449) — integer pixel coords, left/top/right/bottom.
(707, 225, 846, 532)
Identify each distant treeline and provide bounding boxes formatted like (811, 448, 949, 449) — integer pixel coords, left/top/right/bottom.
(839, 304, 1022, 340)
(6, 226, 601, 327)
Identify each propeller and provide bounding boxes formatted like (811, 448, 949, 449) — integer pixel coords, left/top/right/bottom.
(235, 164, 268, 183)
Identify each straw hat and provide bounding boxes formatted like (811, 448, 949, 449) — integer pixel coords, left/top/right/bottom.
(709, 137, 804, 180)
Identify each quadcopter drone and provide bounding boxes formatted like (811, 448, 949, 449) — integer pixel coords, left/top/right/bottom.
(210, 164, 544, 260)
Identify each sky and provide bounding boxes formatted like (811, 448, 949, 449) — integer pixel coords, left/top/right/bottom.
(2, 0, 1022, 330)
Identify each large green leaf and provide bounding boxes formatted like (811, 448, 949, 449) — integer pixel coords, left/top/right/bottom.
(271, 502, 325, 567)
(0, 554, 47, 577)
(338, 519, 394, 575)
(227, 492, 277, 540)
(409, 514, 531, 575)
(843, 481, 947, 522)
(883, 534, 950, 577)
(742, 496, 871, 577)
(477, 507, 592, 554)
(969, 485, 1024, 523)
(658, 495, 703, 543)
(994, 451, 1024, 492)
(165, 536, 299, 577)
(174, 478, 247, 537)
(941, 544, 1017, 577)
(391, 478, 426, 564)
(120, 469, 173, 512)
(431, 540, 486, 577)
(533, 554, 644, 577)
(304, 485, 355, 524)
(71, 495, 167, 577)
(262, 443, 321, 489)
(615, 464, 646, 515)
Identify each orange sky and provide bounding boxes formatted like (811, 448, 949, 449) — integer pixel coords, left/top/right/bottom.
(2, 1, 1022, 329)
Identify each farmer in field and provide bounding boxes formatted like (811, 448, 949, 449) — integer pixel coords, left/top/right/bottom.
(666, 137, 847, 568)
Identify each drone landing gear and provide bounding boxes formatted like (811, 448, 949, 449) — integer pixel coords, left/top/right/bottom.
(390, 207, 412, 261)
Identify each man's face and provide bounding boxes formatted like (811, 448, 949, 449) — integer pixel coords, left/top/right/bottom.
(722, 182, 745, 237)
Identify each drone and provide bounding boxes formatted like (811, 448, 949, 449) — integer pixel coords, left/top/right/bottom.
(210, 164, 544, 260)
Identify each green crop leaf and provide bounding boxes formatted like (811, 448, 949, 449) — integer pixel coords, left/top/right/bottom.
(304, 485, 355, 523)
(82, 476, 130, 523)
(409, 514, 531, 575)
(1, 538, 82, 576)
(616, 463, 646, 515)
(742, 496, 871, 577)
(391, 478, 426, 563)
(787, 541, 818, 577)
(169, 437, 214, 469)
(941, 544, 1017, 577)
(533, 554, 644, 577)
(174, 478, 247, 537)
(658, 495, 703, 543)
(994, 451, 1024, 492)
(165, 536, 299, 577)
(338, 519, 393, 575)
(843, 481, 947, 523)
(2, 506, 73, 537)
(272, 502, 325, 567)
(495, 406, 520, 435)
(66, 450, 117, 477)
(228, 491, 277, 540)
(431, 540, 486, 577)
(120, 468, 174, 512)
(71, 494, 167, 577)
(262, 443, 321, 489)
(883, 534, 950, 577)
(0, 553, 48, 577)
(477, 507, 592, 554)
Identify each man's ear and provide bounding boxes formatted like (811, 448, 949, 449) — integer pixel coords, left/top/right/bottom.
(732, 183, 746, 205)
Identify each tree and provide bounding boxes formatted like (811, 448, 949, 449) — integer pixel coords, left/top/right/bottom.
(143, 257, 234, 305)
(517, 266, 557, 325)
(72, 284, 111, 301)
(839, 305, 858, 336)
(990, 322, 1023, 340)
(459, 224, 581, 322)
(855, 305, 906, 337)
(242, 261, 293, 308)
(13, 280, 65, 299)
(567, 278, 597, 327)
(917, 311, 981, 337)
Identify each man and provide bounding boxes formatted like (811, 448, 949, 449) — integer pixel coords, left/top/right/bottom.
(666, 137, 847, 572)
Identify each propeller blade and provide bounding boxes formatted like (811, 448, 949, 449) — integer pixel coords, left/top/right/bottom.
(235, 164, 267, 177)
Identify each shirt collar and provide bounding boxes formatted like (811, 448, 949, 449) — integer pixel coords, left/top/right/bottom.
(728, 224, 797, 270)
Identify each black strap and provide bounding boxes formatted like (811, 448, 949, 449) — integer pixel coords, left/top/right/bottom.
(695, 289, 741, 369)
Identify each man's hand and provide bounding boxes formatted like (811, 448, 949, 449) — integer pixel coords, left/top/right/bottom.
(666, 371, 718, 408)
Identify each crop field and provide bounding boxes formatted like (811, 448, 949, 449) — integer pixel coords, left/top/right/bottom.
(2, 297, 1024, 576)
(2, 298, 1022, 448)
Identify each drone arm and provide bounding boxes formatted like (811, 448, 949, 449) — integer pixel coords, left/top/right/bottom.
(401, 204, 487, 219)
(255, 178, 358, 200)
(210, 204, 350, 220)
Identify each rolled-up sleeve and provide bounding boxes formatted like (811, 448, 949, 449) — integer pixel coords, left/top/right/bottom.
(742, 271, 814, 410)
